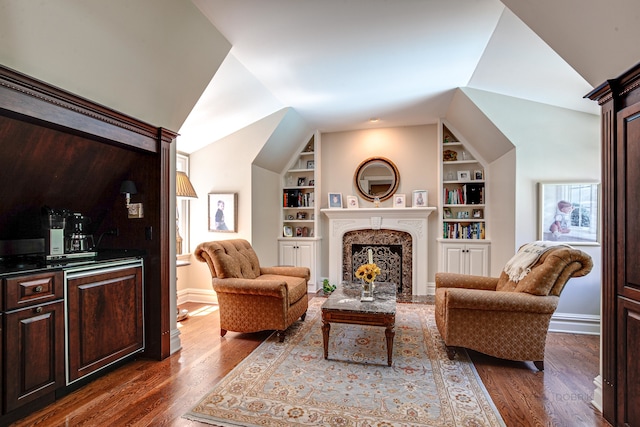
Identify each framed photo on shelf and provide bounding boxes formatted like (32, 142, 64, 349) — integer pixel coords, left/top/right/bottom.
(538, 181, 600, 245)
(283, 225, 293, 237)
(472, 208, 483, 219)
(474, 170, 484, 180)
(208, 193, 237, 232)
(307, 160, 315, 169)
(393, 193, 406, 208)
(328, 193, 343, 208)
(296, 211, 307, 220)
(457, 170, 471, 181)
(346, 195, 359, 209)
(297, 177, 306, 186)
(443, 207, 452, 218)
(295, 227, 303, 237)
(457, 211, 470, 219)
(412, 190, 427, 207)
(308, 179, 315, 186)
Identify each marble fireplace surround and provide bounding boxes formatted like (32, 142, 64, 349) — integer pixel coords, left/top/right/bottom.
(321, 207, 435, 295)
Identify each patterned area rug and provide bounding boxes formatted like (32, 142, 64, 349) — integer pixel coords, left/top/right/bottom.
(184, 298, 505, 426)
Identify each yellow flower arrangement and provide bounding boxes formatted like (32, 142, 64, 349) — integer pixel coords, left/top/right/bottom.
(355, 263, 381, 284)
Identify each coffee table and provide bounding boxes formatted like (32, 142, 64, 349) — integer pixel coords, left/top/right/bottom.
(321, 281, 396, 366)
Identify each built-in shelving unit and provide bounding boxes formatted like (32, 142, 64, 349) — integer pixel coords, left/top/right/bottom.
(279, 132, 321, 290)
(438, 120, 490, 275)
(440, 122, 487, 240)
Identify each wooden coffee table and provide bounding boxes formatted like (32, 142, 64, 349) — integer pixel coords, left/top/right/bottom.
(321, 281, 396, 366)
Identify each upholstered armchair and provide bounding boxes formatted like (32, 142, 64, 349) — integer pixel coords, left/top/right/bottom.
(435, 244, 593, 370)
(195, 239, 309, 342)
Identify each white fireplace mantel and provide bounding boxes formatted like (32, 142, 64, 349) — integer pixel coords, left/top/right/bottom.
(321, 207, 436, 295)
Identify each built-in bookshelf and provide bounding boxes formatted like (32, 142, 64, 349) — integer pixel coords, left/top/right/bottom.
(279, 133, 321, 290)
(440, 122, 487, 240)
(281, 136, 316, 238)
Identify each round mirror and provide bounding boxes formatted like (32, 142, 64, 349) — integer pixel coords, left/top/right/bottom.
(354, 157, 400, 202)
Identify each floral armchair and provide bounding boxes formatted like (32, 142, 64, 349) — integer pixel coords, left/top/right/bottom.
(195, 239, 309, 342)
(435, 244, 593, 370)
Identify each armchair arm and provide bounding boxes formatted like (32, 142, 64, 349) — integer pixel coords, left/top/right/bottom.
(260, 266, 310, 280)
(211, 278, 288, 298)
(435, 272, 498, 291)
(444, 288, 559, 314)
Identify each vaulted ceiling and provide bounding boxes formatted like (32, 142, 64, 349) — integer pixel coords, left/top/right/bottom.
(176, 0, 640, 154)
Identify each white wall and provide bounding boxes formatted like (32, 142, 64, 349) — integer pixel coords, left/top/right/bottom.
(0, 0, 230, 132)
(319, 125, 440, 283)
(463, 88, 601, 330)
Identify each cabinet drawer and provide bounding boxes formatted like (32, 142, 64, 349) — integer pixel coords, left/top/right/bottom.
(4, 271, 63, 310)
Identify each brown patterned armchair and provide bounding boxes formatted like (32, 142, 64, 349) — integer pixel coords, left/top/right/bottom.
(435, 244, 593, 370)
(195, 239, 309, 342)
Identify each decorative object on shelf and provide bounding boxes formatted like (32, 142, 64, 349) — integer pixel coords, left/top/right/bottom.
(307, 160, 315, 169)
(283, 225, 293, 237)
(474, 170, 484, 180)
(328, 192, 343, 208)
(393, 194, 406, 208)
(297, 177, 306, 186)
(208, 193, 237, 232)
(356, 249, 380, 301)
(412, 190, 427, 207)
(309, 179, 315, 186)
(444, 207, 452, 218)
(296, 212, 307, 220)
(443, 149, 457, 161)
(346, 195, 358, 209)
(457, 170, 471, 181)
(354, 157, 400, 202)
(538, 182, 600, 245)
(322, 278, 336, 295)
(472, 209, 483, 219)
(374, 197, 380, 207)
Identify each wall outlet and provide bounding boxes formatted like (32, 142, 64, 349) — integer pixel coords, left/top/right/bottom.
(128, 203, 144, 219)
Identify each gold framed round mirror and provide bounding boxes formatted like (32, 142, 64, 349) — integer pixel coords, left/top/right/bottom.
(354, 157, 400, 202)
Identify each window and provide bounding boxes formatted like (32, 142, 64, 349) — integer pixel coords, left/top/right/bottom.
(176, 153, 192, 255)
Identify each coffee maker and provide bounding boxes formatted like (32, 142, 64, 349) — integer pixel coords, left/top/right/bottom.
(42, 207, 96, 260)
(65, 212, 95, 254)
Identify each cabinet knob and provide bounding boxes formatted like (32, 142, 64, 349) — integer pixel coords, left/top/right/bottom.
(34, 285, 43, 293)
(35, 306, 43, 313)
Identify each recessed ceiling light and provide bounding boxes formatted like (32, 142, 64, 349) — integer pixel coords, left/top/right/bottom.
(369, 118, 380, 123)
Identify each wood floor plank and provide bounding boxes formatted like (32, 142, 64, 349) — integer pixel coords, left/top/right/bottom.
(10, 299, 611, 427)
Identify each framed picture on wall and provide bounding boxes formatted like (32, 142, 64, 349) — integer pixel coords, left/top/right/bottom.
(208, 193, 237, 232)
(538, 181, 600, 245)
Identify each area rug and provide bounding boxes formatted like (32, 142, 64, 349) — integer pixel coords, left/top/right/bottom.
(184, 298, 505, 426)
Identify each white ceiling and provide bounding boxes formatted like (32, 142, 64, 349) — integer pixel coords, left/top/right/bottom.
(178, 0, 598, 154)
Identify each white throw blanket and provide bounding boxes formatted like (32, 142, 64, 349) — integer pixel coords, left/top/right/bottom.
(503, 241, 571, 283)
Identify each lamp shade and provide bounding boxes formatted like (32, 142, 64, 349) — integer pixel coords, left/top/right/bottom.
(120, 180, 137, 195)
(176, 171, 198, 198)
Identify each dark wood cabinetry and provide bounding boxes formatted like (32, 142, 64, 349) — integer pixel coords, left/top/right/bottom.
(66, 264, 144, 384)
(587, 62, 640, 426)
(2, 271, 64, 414)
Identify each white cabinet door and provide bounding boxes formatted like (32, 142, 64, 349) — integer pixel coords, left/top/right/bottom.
(278, 240, 317, 288)
(441, 242, 490, 275)
(279, 241, 297, 266)
(467, 245, 489, 276)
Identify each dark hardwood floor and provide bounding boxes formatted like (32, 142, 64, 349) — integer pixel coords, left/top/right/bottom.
(12, 299, 611, 427)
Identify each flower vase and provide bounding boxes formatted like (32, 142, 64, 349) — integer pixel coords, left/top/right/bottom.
(361, 279, 374, 301)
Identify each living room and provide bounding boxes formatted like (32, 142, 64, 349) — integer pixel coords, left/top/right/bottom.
(1, 0, 637, 425)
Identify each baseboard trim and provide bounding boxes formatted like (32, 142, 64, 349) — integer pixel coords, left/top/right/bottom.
(549, 312, 600, 335)
(177, 288, 218, 305)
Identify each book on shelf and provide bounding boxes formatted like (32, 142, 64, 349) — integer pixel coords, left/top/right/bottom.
(442, 221, 486, 239)
(283, 189, 314, 208)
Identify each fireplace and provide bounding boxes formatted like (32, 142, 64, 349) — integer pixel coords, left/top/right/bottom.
(322, 207, 435, 295)
(344, 230, 412, 298)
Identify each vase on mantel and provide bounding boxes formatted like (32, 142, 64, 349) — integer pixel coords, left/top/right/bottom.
(361, 280, 374, 301)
